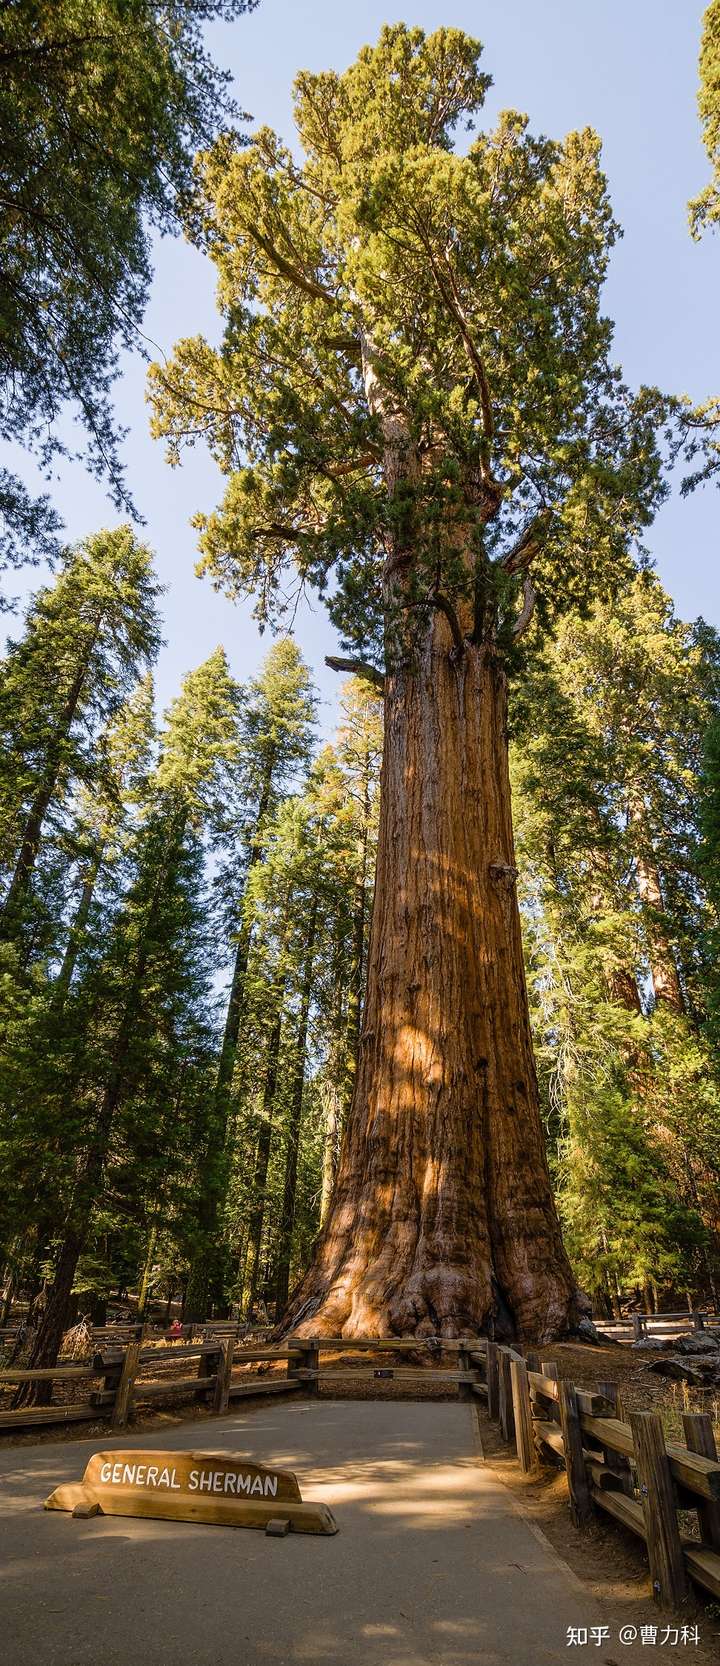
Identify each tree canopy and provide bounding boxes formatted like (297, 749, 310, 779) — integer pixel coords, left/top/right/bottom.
(691, 0, 720, 235)
(0, 0, 257, 575)
(149, 23, 664, 674)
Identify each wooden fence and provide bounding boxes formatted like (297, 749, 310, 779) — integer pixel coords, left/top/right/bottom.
(3, 1329, 720, 1611)
(0, 1336, 300, 1431)
(469, 1339, 720, 1610)
(597, 1310, 720, 1343)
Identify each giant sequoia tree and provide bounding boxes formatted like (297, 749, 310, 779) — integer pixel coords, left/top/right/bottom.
(150, 26, 665, 1340)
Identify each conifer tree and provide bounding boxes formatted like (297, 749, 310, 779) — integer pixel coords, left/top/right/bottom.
(511, 573, 720, 1307)
(0, 0, 258, 572)
(184, 638, 315, 1318)
(691, 1, 720, 236)
(150, 25, 665, 1338)
(16, 648, 240, 1379)
(0, 526, 161, 944)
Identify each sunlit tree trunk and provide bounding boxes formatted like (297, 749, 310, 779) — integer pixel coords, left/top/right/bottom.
(286, 618, 580, 1342)
(244, 1002, 283, 1315)
(275, 896, 318, 1313)
(629, 796, 685, 1013)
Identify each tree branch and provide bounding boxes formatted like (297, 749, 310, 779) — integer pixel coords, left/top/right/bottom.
(501, 510, 552, 576)
(512, 574, 536, 639)
(431, 591, 465, 657)
(252, 228, 338, 306)
(325, 656, 385, 691)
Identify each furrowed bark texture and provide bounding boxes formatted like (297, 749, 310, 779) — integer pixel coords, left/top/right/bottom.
(285, 618, 579, 1342)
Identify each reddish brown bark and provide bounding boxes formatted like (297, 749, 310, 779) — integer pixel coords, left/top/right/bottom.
(284, 617, 581, 1343)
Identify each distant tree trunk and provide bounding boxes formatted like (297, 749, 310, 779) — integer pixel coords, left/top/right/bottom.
(629, 797, 685, 1013)
(17, 839, 173, 1398)
(52, 840, 105, 1008)
(185, 764, 275, 1321)
(244, 1001, 284, 1315)
(275, 897, 318, 1314)
(319, 1082, 341, 1227)
(284, 627, 580, 1342)
(137, 1225, 158, 1320)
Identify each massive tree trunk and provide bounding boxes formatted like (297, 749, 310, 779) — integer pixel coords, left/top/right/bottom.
(284, 619, 581, 1342)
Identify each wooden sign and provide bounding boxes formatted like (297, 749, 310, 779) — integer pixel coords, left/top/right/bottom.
(45, 1448, 338, 1535)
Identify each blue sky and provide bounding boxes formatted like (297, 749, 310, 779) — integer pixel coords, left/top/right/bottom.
(5, 1, 719, 733)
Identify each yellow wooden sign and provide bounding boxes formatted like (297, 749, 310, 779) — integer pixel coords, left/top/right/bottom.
(45, 1448, 338, 1535)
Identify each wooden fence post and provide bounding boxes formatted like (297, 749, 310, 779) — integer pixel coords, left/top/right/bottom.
(486, 1341, 499, 1422)
(557, 1379, 593, 1527)
(597, 1380, 633, 1496)
(632, 1314, 643, 1342)
(111, 1341, 141, 1430)
(524, 1350, 540, 1374)
(212, 1338, 235, 1416)
(510, 1356, 536, 1474)
(630, 1410, 688, 1609)
(457, 1346, 473, 1401)
(195, 1345, 218, 1403)
(682, 1412, 720, 1550)
(498, 1347, 515, 1444)
(294, 1339, 319, 1392)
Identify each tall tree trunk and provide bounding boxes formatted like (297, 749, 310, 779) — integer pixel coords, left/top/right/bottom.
(284, 630, 580, 1342)
(16, 1069, 126, 1405)
(17, 829, 176, 1396)
(185, 766, 275, 1321)
(319, 1082, 341, 1227)
(52, 840, 105, 1008)
(137, 1225, 158, 1320)
(244, 1002, 284, 1316)
(629, 797, 685, 1013)
(275, 898, 318, 1314)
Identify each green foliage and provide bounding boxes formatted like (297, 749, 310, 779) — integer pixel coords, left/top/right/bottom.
(0, 526, 162, 952)
(149, 23, 665, 670)
(690, 0, 720, 235)
(0, 0, 257, 569)
(512, 573, 720, 1304)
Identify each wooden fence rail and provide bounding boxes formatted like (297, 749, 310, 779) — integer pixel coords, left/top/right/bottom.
(3, 1326, 720, 1612)
(473, 1341, 720, 1610)
(0, 1335, 304, 1431)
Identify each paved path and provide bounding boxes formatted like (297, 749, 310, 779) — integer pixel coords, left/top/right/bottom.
(0, 1399, 658, 1665)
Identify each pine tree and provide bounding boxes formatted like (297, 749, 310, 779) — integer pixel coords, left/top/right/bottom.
(0, 0, 258, 573)
(0, 526, 162, 945)
(511, 572, 720, 1308)
(150, 25, 665, 1339)
(15, 648, 241, 1380)
(184, 638, 315, 1319)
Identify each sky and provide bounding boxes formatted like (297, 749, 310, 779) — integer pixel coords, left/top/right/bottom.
(4, 0, 719, 736)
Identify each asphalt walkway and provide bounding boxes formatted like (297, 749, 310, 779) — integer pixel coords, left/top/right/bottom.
(0, 1398, 671, 1666)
